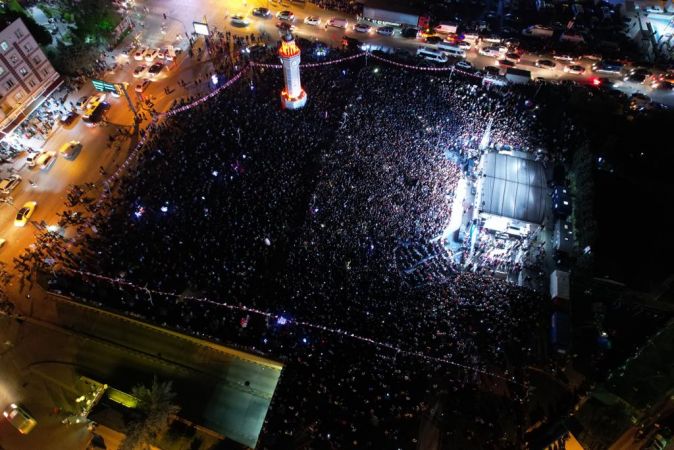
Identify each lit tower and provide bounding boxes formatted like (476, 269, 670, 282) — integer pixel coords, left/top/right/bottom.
(278, 32, 307, 109)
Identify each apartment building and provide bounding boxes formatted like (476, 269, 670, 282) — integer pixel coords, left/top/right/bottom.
(0, 17, 61, 140)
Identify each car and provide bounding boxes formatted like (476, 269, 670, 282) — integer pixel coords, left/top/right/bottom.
(135, 79, 151, 93)
(377, 26, 394, 36)
(535, 59, 556, 69)
(630, 67, 652, 77)
(0, 174, 21, 195)
(455, 60, 473, 70)
(37, 150, 56, 171)
(59, 111, 78, 125)
(624, 72, 647, 83)
(26, 151, 40, 168)
(553, 54, 576, 62)
(14, 202, 37, 227)
(252, 7, 271, 17)
(276, 10, 295, 21)
(327, 17, 348, 28)
(147, 62, 164, 77)
(630, 92, 651, 110)
(133, 64, 147, 77)
(304, 16, 321, 26)
(276, 21, 296, 32)
(133, 47, 147, 61)
(354, 23, 373, 33)
(244, 43, 268, 57)
(0, 238, 6, 249)
(144, 48, 159, 62)
(505, 52, 520, 62)
(231, 15, 249, 26)
(644, 5, 664, 13)
(497, 58, 516, 68)
(456, 41, 471, 50)
(484, 65, 501, 76)
(401, 27, 419, 38)
(75, 95, 90, 111)
(425, 35, 443, 44)
(3, 404, 37, 434)
(564, 64, 585, 74)
(84, 93, 106, 112)
(59, 140, 81, 160)
(82, 103, 110, 126)
(651, 79, 673, 90)
(342, 36, 362, 50)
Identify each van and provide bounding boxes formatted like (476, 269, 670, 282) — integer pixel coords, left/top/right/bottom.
(416, 47, 448, 63)
(437, 42, 466, 58)
(328, 17, 348, 29)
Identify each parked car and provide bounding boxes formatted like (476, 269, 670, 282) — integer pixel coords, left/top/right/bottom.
(0, 174, 21, 195)
(3, 404, 37, 434)
(133, 47, 147, 61)
(135, 79, 152, 93)
(401, 27, 419, 38)
(328, 17, 348, 28)
(133, 64, 147, 77)
(147, 62, 164, 77)
(59, 111, 78, 125)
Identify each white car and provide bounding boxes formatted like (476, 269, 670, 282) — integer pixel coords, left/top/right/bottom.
(327, 17, 348, 28)
(0, 174, 21, 195)
(135, 79, 151, 93)
(144, 49, 159, 62)
(354, 23, 372, 33)
(456, 41, 472, 50)
(231, 15, 249, 26)
(564, 64, 585, 74)
(26, 151, 40, 168)
(304, 16, 321, 26)
(3, 404, 37, 434)
(553, 54, 575, 62)
(14, 201, 37, 227)
(377, 26, 394, 36)
(133, 47, 147, 61)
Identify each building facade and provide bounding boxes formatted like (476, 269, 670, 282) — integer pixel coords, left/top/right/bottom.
(0, 17, 61, 140)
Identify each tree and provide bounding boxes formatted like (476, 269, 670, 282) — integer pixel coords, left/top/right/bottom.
(120, 377, 181, 450)
(62, 0, 121, 43)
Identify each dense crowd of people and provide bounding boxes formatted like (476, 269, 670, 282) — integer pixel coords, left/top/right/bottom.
(48, 57, 556, 448)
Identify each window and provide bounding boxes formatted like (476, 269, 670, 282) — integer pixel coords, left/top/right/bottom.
(42, 68, 50, 76)
(27, 78, 36, 88)
(5, 79, 15, 89)
(19, 67, 28, 76)
(14, 91, 23, 101)
(9, 54, 18, 64)
(32, 56, 40, 65)
(23, 43, 32, 52)
(0, 42, 8, 52)
(15, 29, 24, 39)
(0, 66, 4, 75)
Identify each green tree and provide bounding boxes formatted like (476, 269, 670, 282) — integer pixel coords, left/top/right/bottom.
(62, 0, 121, 42)
(120, 377, 181, 450)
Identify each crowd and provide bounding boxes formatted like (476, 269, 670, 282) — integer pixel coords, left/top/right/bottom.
(47, 58, 556, 448)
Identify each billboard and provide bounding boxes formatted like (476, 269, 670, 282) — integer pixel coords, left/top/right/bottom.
(193, 21, 210, 36)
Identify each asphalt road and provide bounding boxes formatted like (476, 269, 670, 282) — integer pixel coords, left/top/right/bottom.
(0, 293, 282, 449)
